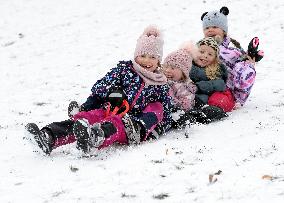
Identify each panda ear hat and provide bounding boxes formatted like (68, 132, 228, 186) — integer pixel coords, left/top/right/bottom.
(201, 6, 229, 33)
(220, 6, 229, 15)
(201, 12, 208, 20)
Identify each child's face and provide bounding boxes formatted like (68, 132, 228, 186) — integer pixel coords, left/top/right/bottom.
(203, 26, 225, 39)
(195, 45, 217, 67)
(135, 54, 159, 72)
(162, 64, 184, 81)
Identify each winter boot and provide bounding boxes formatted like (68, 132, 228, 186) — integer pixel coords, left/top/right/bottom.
(185, 109, 209, 124)
(147, 124, 164, 140)
(201, 105, 228, 122)
(73, 119, 107, 153)
(121, 114, 143, 145)
(68, 101, 80, 118)
(172, 112, 196, 129)
(25, 123, 54, 155)
(247, 37, 264, 62)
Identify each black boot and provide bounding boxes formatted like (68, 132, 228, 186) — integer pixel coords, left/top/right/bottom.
(185, 109, 209, 124)
(73, 119, 117, 153)
(121, 114, 143, 145)
(68, 101, 80, 118)
(174, 107, 216, 127)
(172, 111, 197, 129)
(201, 105, 228, 123)
(147, 124, 164, 140)
(25, 123, 54, 155)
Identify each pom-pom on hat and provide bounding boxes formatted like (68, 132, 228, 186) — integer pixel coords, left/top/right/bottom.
(134, 25, 164, 61)
(163, 42, 196, 78)
(201, 6, 229, 33)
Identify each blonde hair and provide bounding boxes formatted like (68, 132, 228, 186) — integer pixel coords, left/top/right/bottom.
(223, 33, 242, 49)
(204, 54, 221, 80)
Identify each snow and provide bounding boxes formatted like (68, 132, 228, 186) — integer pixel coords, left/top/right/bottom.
(1, 0, 284, 202)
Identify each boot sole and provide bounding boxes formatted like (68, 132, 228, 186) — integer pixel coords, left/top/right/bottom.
(73, 120, 91, 153)
(25, 123, 51, 155)
(68, 101, 80, 118)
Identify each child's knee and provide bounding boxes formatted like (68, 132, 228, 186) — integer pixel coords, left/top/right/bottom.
(208, 91, 235, 112)
(143, 102, 164, 122)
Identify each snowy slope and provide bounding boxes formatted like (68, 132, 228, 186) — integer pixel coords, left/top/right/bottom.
(1, 0, 284, 202)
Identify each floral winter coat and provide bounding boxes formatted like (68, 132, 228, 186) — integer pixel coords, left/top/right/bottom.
(81, 60, 173, 133)
(219, 37, 256, 105)
(168, 79, 197, 111)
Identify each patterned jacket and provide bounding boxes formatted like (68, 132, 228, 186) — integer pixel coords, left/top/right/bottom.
(81, 60, 173, 133)
(168, 79, 197, 111)
(219, 37, 256, 105)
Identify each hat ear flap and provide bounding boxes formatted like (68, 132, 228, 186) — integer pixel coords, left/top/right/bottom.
(220, 6, 229, 15)
(201, 12, 208, 20)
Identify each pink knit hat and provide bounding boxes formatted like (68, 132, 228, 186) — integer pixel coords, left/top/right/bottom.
(134, 25, 163, 61)
(163, 42, 197, 78)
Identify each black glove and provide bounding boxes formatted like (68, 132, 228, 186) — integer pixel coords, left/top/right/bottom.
(247, 37, 264, 62)
(107, 87, 127, 109)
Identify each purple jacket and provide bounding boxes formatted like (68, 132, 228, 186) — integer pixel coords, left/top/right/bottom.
(219, 37, 256, 105)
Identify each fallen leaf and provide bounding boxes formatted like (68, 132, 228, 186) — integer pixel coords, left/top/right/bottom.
(209, 170, 222, 183)
(70, 165, 79, 172)
(262, 175, 273, 180)
(209, 174, 218, 183)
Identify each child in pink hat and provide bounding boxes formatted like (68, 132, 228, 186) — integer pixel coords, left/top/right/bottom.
(163, 38, 229, 128)
(163, 44, 197, 112)
(25, 25, 174, 155)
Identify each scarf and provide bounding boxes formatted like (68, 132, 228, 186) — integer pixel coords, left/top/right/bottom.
(132, 61, 167, 86)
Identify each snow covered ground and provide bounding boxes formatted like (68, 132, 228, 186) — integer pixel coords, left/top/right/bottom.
(1, 0, 284, 202)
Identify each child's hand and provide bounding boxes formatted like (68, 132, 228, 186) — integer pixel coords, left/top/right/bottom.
(107, 87, 127, 108)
